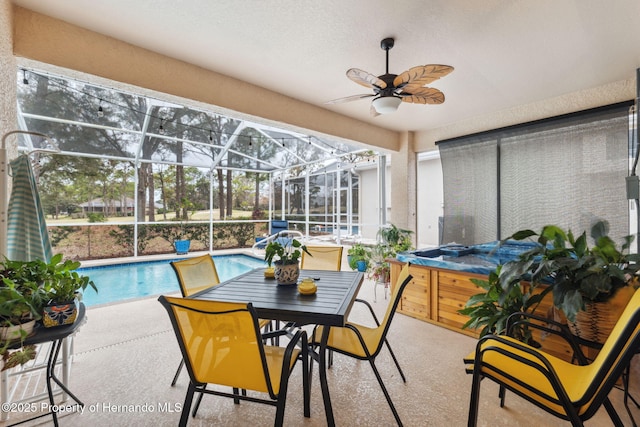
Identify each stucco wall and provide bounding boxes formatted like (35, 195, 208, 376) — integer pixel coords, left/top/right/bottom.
(417, 154, 443, 247)
(0, 0, 16, 259)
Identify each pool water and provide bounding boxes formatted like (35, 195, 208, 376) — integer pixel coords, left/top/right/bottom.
(76, 254, 266, 307)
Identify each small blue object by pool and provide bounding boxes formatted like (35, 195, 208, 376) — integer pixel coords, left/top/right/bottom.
(396, 241, 539, 275)
(76, 254, 266, 307)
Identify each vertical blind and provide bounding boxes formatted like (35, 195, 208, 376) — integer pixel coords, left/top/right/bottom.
(437, 102, 633, 245)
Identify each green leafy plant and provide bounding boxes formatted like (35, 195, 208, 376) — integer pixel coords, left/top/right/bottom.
(0, 254, 97, 307)
(376, 223, 413, 255)
(503, 220, 640, 322)
(264, 234, 310, 266)
(364, 224, 414, 281)
(39, 254, 97, 304)
(0, 281, 42, 326)
(347, 243, 370, 270)
(459, 265, 549, 342)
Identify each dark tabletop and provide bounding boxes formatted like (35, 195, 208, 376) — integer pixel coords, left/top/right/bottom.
(191, 268, 364, 327)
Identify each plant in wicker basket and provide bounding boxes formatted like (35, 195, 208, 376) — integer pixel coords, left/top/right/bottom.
(501, 220, 640, 343)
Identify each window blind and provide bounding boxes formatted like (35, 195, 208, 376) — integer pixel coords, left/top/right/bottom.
(437, 102, 633, 245)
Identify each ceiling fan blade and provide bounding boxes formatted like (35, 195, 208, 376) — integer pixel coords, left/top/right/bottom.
(325, 93, 375, 104)
(400, 87, 445, 104)
(393, 64, 454, 90)
(347, 68, 387, 89)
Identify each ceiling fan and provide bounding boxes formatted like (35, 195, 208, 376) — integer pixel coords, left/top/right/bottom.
(326, 37, 453, 115)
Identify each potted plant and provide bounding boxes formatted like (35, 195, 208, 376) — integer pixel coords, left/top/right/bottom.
(458, 265, 547, 344)
(39, 254, 97, 328)
(377, 223, 413, 255)
(0, 280, 42, 340)
(1, 255, 97, 329)
(173, 198, 195, 254)
(0, 265, 44, 369)
(497, 220, 640, 343)
(347, 243, 370, 272)
(366, 223, 414, 284)
(264, 234, 310, 285)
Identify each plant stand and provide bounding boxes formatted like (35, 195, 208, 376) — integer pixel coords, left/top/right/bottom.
(374, 279, 389, 303)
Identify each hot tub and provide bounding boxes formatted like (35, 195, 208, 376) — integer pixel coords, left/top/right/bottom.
(396, 241, 538, 275)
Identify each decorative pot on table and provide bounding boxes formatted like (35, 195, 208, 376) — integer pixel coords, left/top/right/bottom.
(274, 262, 300, 285)
(43, 298, 79, 328)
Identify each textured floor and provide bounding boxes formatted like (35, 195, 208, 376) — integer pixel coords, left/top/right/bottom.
(1, 276, 638, 427)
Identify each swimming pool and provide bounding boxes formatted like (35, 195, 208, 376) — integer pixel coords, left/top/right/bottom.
(76, 254, 266, 307)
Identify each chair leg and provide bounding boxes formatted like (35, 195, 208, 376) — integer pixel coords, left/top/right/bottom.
(302, 345, 310, 418)
(467, 372, 482, 427)
(603, 397, 625, 427)
(180, 383, 197, 427)
(192, 386, 205, 417)
(368, 359, 403, 426)
(384, 338, 406, 383)
(499, 385, 506, 407)
(171, 359, 184, 386)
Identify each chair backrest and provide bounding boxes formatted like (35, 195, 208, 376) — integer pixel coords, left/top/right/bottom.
(158, 295, 274, 394)
(301, 245, 343, 271)
(270, 220, 289, 235)
(170, 255, 220, 297)
(367, 264, 413, 355)
(578, 286, 640, 417)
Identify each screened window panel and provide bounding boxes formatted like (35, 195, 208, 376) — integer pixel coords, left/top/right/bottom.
(438, 102, 632, 246)
(439, 138, 498, 245)
(500, 115, 629, 241)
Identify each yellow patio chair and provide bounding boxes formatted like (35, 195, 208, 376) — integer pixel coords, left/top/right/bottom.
(169, 254, 271, 386)
(309, 264, 413, 426)
(171, 254, 221, 297)
(465, 286, 640, 426)
(158, 296, 310, 427)
(301, 245, 343, 271)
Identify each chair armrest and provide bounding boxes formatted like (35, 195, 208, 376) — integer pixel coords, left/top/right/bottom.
(505, 311, 588, 364)
(354, 298, 381, 327)
(473, 334, 572, 401)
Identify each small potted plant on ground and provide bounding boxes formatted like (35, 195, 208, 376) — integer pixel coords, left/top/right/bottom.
(264, 234, 310, 285)
(347, 243, 369, 272)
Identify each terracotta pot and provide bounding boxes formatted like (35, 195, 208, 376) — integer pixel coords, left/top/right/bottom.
(274, 262, 300, 285)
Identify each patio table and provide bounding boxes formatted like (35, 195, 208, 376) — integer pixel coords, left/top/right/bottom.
(191, 267, 365, 427)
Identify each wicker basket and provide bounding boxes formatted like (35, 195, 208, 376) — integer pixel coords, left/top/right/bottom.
(567, 285, 635, 344)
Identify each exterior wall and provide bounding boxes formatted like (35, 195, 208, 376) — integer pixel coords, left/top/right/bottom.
(356, 166, 381, 240)
(389, 131, 417, 242)
(0, 0, 16, 259)
(416, 153, 443, 248)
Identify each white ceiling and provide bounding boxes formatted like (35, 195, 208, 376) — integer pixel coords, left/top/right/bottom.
(11, 0, 640, 134)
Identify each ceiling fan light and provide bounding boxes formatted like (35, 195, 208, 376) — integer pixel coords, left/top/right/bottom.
(372, 96, 402, 114)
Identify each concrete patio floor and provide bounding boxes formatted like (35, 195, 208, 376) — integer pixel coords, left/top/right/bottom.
(1, 269, 638, 426)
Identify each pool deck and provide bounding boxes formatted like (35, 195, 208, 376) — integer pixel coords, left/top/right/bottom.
(1, 269, 634, 426)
